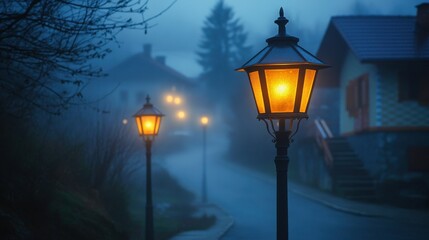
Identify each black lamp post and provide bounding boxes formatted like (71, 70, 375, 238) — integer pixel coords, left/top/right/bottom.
(236, 8, 328, 240)
(200, 116, 209, 203)
(134, 95, 164, 240)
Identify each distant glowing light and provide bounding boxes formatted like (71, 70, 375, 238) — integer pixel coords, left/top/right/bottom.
(177, 110, 186, 119)
(166, 95, 173, 103)
(200, 116, 209, 125)
(122, 119, 128, 125)
(174, 97, 182, 105)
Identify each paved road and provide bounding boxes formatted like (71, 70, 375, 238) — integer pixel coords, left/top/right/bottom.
(162, 134, 429, 240)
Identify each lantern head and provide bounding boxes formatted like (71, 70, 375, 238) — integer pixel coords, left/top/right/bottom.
(134, 95, 164, 139)
(236, 8, 328, 120)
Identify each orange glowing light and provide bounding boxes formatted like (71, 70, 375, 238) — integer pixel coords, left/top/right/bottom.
(166, 95, 173, 103)
(200, 116, 209, 125)
(265, 69, 299, 113)
(275, 84, 288, 95)
(174, 97, 182, 105)
(249, 71, 265, 114)
(177, 110, 186, 119)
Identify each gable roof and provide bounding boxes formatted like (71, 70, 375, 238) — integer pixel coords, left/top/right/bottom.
(108, 52, 193, 87)
(332, 16, 429, 62)
(317, 15, 429, 87)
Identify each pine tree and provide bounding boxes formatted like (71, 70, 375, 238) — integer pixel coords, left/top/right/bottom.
(197, 0, 251, 96)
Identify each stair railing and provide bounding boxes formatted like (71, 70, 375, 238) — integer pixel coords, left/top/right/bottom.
(314, 118, 334, 168)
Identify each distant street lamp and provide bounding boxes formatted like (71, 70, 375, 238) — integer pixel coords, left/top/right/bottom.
(165, 93, 182, 106)
(133, 95, 164, 240)
(174, 96, 182, 105)
(200, 116, 209, 203)
(165, 94, 174, 103)
(176, 110, 187, 120)
(236, 8, 327, 240)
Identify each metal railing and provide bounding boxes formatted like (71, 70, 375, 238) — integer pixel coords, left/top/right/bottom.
(314, 118, 334, 167)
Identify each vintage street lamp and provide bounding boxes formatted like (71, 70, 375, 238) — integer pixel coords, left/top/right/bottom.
(176, 110, 187, 120)
(200, 116, 209, 203)
(133, 95, 164, 240)
(236, 8, 328, 240)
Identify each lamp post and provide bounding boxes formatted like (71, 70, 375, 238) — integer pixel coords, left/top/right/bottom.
(133, 95, 164, 240)
(236, 8, 328, 240)
(200, 116, 209, 203)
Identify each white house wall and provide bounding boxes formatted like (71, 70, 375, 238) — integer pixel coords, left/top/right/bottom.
(376, 66, 429, 127)
(339, 50, 377, 134)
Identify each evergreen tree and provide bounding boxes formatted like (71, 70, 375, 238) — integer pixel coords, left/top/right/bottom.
(197, 0, 251, 97)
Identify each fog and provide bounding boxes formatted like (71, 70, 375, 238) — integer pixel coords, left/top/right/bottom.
(2, 0, 428, 239)
(103, 0, 422, 77)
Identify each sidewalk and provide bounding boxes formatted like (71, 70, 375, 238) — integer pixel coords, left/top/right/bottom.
(170, 204, 234, 240)
(289, 181, 429, 227)
(223, 160, 429, 227)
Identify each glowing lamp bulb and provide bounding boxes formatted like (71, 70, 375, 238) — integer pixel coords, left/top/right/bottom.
(174, 97, 182, 105)
(276, 84, 288, 95)
(144, 121, 153, 128)
(177, 110, 186, 119)
(201, 116, 209, 125)
(166, 95, 173, 103)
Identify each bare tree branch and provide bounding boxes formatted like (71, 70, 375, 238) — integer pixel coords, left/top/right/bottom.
(0, 0, 174, 116)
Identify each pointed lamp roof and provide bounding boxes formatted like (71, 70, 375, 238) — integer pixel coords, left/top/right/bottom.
(237, 8, 327, 70)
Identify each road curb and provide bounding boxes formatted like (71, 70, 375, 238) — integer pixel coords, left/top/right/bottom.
(289, 181, 429, 228)
(289, 185, 384, 218)
(171, 203, 234, 240)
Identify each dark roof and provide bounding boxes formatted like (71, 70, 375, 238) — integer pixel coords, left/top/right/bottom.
(107, 52, 193, 87)
(316, 15, 429, 87)
(331, 16, 429, 62)
(238, 44, 325, 70)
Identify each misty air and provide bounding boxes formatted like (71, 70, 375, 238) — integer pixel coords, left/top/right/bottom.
(1, 1, 428, 240)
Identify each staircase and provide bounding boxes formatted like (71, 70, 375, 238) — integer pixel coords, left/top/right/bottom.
(327, 137, 376, 202)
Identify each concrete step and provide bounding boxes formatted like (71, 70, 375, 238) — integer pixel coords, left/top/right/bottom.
(337, 186, 376, 197)
(344, 194, 377, 202)
(335, 175, 373, 181)
(331, 153, 359, 159)
(336, 179, 375, 188)
(333, 161, 363, 166)
(319, 135, 377, 201)
(333, 168, 369, 175)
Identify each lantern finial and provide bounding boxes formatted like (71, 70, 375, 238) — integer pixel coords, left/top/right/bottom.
(146, 95, 151, 104)
(275, 7, 288, 37)
(266, 7, 298, 45)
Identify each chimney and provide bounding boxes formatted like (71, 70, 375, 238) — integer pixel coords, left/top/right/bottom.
(143, 44, 152, 58)
(155, 56, 166, 65)
(416, 3, 429, 31)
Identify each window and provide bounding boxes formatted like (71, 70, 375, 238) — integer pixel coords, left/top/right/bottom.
(346, 73, 369, 131)
(408, 147, 429, 172)
(398, 67, 429, 105)
(346, 74, 369, 117)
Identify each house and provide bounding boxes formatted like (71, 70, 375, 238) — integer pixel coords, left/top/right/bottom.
(103, 44, 196, 114)
(303, 4, 429, 205)
(85, 44, 199, 154)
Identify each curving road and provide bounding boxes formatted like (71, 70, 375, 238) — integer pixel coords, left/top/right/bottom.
(162, 133, 429, 240)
